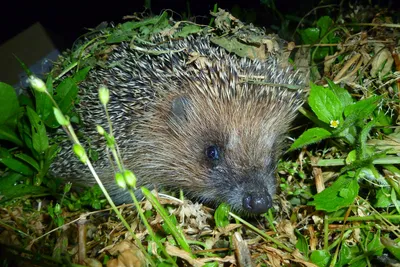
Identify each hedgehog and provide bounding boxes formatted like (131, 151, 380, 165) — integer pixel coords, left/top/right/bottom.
(49, 34, 305, 215)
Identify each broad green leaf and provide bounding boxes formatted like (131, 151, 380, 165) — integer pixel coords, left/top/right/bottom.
(343, 95, 381, 120)
(0, 82, 19, 127)
(310, 250, 331, 267)
(337, 243, 353, 266)
(26, 106, 49, 154)
(290, 128, 332, 150)
(309, 83, 342, 124)
(0, 157, 34, 176)
(326, 79, 353, 108)
(309, 175, 359, 212)
(72, 66, 91, 83)
(366, 230, 384, 256)
(0, 125, 23, 146)
(300, 28, 320, 44)
(0, 173, 48, 203)
(317, 16, 334, 39)
(375, 188, 392, 208)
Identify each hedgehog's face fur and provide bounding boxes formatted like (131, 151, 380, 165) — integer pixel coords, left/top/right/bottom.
(133, 77, 302, 215)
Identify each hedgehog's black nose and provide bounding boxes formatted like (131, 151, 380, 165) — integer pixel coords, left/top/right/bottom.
(242, 192, 272, 214)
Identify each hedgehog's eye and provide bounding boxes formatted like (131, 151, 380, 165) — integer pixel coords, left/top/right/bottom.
(206, 145, 220, 161)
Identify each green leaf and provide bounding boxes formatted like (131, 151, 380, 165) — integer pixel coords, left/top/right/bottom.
(26, 106, 49, 154)
(310, 250, 331, 267)
(309, 83, 342, 124)
(14, 153, 40, 171)
(326, 79, 354, 108)
(343, 96, 381, 122)
(0, 157, 34, 176)
(35, 76, 53, 122)
(295, 230, 309, 258)
(72, 66, 91, 83)
(0, 125, 23, 146)
(300, 28, 320, 44)
(290, 128, 332, 150)
(366, 230, 384, 256)
(46, 77, 78, 128)
(0, 82, 19, 128)
(214, 203, 230, 228)
(309, 175, 359, 212)
(317, 16, 334, 41)
(337, 243, 353, 266)
(174, 25, 203, 37)
(0, 173, 48, 203)
(375, 188, 392, 208)
(381, 236, 400, 261)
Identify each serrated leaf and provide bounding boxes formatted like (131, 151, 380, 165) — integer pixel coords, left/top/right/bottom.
(309, 83, 342, 124)
(290, 128, 332, 150)
(309, 175, 359, 212)
(0, 82, 19, 128)
(343, 95, 381, 120)
(26, 106, 49, 154)
(326, 79, 354, 108)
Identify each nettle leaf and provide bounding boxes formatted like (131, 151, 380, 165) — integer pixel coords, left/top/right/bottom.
(0, 82, 19, 128)
(26, 106, 49, 154)
(309, 83, 342, 124)
(343, 95, 381, 119)
(326, 79, 354, 108)
(290, 128, 332, 150)
(309, 175, 359, 212)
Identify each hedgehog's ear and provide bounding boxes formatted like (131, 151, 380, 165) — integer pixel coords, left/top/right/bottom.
(170, 95, 191, 124)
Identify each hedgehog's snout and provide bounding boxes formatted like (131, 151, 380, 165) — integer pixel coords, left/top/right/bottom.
(242, 191, 272, 214)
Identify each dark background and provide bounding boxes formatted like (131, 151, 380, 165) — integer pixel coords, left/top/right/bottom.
(4, 0, 398, 49)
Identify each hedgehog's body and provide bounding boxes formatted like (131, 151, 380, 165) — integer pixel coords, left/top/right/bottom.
(50, 35, 304, 215)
